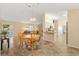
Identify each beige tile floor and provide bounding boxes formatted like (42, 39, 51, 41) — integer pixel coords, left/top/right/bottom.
(0, 33, 79, 56)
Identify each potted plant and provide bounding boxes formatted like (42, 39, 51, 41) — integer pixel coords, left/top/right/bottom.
(0, 24, 10, 38)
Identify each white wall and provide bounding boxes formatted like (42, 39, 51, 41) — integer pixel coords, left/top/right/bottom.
(68, 9, 79, 48)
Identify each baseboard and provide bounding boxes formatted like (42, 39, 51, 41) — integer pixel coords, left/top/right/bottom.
(67, 44, 79, 51)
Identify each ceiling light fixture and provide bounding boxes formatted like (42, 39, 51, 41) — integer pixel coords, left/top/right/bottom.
(29, 3, 37, 22)
(30, 17, 36, 22)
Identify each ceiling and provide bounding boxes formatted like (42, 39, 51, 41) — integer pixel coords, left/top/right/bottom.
(0, 3, 79, 23)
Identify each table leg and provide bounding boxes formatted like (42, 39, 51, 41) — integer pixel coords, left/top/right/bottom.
(1, 39, 3, 50)
(7, 38, 9, 48)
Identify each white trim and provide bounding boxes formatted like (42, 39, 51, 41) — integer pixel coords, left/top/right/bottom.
(68, 44, 79, 49)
